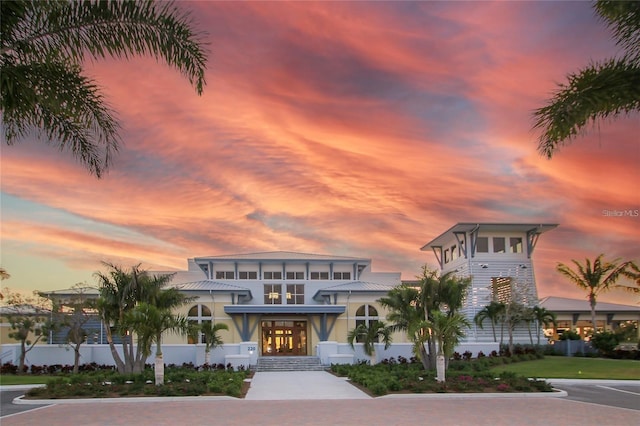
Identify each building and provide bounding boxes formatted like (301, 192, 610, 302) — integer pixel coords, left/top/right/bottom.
(167, 251, 402, 365)
(4, 223, 578, 368)
(539, 296, 640, 340)
(421, 223, 558, 344)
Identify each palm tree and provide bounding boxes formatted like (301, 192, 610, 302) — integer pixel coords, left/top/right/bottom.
(199, 322, 229, 366)
(474, 301, 506, 343)
(1, 0, 208, 177)
(378, 285, 424, 362)
(616, 262, 640, 295)
(531, 306, 557, 345)
(347, 320, 392, 365)
(379, 265, 471, 371)
(95, 262, 194, 376)
(428, 310, 470, 383)
(557, 254, 637, 330)
(126, 301, 190, 385)
(533, 1, 640, 158)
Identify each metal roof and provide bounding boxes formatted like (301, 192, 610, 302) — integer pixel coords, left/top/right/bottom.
(421, 223, 558, 250)
(313, 281, 396, 301)
(224, 305, 345, 315)
(539, 296, 639, 313)
(194, 251, 369, 262)
(173, 281, 251, 292)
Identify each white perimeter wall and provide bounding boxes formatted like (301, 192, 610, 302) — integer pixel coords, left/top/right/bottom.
(2, 341, 499, 368)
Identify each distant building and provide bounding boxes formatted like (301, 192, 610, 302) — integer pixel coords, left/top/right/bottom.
(421, 223, 557, 344)
(539, 296, 640, 340)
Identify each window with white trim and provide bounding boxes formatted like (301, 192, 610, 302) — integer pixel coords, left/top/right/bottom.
(286, 284, 304, 304)
(355, 305, 380, 343)
(493, 237, 506, 253)
(286, 271, 305, 279)
(215, 271, 234, 279)
(187, 304, 212, 344)
(476, 237, 489, 253)
(509, 237, 523, 253)
(264, 271, 282, 280)
(264, 284, 282, 304)
(310, 272, 329, 280)
(333, 272, 351, 280)
(238, 271, 257, 279)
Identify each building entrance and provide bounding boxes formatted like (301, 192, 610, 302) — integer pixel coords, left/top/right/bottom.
(261, 320, 307, 356)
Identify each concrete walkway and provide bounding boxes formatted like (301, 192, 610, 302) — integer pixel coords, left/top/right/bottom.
(245, 371, 370, 400)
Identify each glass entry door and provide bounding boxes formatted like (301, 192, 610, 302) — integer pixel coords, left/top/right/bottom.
(261, 320, 307, 356)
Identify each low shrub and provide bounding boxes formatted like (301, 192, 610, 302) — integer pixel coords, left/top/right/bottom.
(24, 366, 252, 399)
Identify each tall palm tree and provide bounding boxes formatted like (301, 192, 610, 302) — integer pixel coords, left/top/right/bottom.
(533, 1, 640, 158)
(556, 254, 636, 330)
(347, 320, 392, 365)
(473, 301, 506, 343)
(531, 306, 557, 345)
(95, 263, 143, 373)
(199, 322, 229, 366)
(1, 0, 208, 177)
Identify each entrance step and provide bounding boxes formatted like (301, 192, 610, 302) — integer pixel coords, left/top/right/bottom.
(256, 356, 325, 372)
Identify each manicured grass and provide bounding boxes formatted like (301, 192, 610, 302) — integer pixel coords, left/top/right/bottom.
(490, 356, 640, 379)
(0, 374, 52, 385)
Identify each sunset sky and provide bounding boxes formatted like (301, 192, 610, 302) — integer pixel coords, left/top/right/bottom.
(1, 1, 638, 305)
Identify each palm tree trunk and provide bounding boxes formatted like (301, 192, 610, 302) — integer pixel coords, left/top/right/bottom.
(204, 348, 211, 366)
(491, 321, 497, 343)
(103, 322, 125, 373)
(589, 293, 597, 331)
(154, 353, 164, 385)
(436, 351, 446, 383)
(155, 333, 164, 385)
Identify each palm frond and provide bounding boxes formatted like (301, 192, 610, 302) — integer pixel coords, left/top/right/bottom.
(534, 59, 640, 158)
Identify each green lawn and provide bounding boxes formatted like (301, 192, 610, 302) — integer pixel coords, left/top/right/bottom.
(490, 357, 640, 379)
(0, 374, 52, 385)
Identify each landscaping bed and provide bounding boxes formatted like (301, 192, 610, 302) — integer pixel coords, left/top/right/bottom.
(20, 365, 253, 399)
(330, 356, 554, 396)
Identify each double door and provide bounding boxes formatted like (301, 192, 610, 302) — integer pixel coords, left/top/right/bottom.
(261, 320, 307, 356)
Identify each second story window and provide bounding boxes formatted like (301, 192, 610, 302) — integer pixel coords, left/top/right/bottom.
(310, 272, 329, 280)
(286, 271, 305, 279)
(238, 271, 257, 279)
(264, 271, 282, 280)
(215, 271, 234, 279)
(286, 284, 304, 304)
(333, 272, 351, 280)
(264, 284, 282, 304)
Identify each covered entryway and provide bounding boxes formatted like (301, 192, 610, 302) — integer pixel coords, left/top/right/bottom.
(262, 320, 307, 356)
